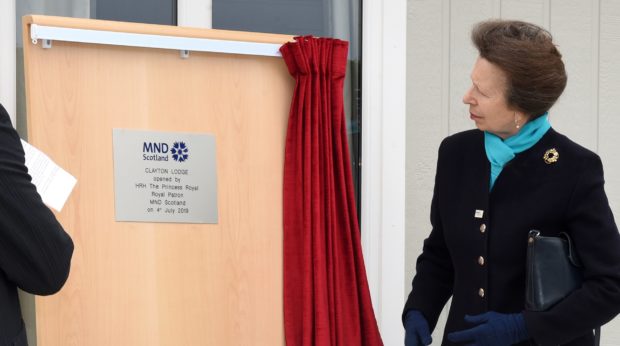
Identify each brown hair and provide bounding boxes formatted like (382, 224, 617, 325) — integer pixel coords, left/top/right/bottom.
(471, 20, 567, 118)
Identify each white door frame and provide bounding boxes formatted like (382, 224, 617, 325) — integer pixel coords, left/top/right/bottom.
(361, 0, 407, 343)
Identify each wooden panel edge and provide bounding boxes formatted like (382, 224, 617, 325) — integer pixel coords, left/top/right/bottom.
(23, 15, 295, 44)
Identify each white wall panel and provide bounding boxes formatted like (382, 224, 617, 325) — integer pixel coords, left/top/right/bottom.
(500, 0, 546, 26)
(449, 0, 495, 135)
(548, 0, 598, 151)
(406, 0, 450, 340)
(600, 0, 620, 219)
(599, 1, 620, 342)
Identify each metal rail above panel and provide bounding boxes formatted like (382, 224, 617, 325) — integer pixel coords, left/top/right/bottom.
(30, 24, 283, 57)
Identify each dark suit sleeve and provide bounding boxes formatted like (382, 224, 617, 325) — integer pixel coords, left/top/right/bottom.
(524, 155, 620, 345)
(0, 104, 74, 295)
(403, 140, 454, 331)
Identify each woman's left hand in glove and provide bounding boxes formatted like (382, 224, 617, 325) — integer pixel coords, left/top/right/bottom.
(447, 311, 529, 346)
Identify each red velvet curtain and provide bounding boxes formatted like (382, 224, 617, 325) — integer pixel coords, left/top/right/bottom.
(280, 36, 383, 346)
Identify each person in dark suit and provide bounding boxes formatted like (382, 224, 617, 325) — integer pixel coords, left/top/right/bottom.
(403, 20, 620, 345)
(0, 103, 74, 346)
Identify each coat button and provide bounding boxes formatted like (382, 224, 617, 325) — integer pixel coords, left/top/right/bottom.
(478, 256, 485, 266)
(478, 288, 485, 298)
(479, 224, 486, 233)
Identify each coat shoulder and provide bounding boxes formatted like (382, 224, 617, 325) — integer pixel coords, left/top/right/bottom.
(439, 129, 483, 156)
(547, 129, 600, 163)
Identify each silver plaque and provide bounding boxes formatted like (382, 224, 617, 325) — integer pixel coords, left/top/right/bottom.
(113, 129, 217, 223)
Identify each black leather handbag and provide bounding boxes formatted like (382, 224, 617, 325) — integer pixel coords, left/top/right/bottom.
(526, 230, 582, 311)
(525, 229, 600, 345)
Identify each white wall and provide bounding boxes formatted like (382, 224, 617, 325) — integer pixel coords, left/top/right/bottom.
(406, 0, 620, 344)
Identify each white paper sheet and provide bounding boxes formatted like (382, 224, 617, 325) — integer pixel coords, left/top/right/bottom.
(21, 139, 77, 212)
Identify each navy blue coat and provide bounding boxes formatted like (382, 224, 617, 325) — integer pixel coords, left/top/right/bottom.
(0, 104, 73, 346)
(404, 128, 620, 345)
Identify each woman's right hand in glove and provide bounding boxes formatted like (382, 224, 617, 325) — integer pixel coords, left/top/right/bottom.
(404, 310, 432, 346)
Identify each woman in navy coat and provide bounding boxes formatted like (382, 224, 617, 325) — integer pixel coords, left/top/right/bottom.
(403, 20, 620, 345)
(0, 103, 74, 346)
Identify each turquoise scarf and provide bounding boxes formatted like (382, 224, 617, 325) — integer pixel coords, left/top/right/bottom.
(484, 113, 550, 189)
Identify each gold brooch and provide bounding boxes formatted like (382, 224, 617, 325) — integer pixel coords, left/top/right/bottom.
(543, 148, 559, 164)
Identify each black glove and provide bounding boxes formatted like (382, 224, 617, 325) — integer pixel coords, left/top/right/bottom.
(447, 311, 528, 346)
(404, 310, 432, 346)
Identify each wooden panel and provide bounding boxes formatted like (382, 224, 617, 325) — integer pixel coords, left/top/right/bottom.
(548, 0, 598, 151)
(25, 14, 292, 43)
(23, 15, 293, 346)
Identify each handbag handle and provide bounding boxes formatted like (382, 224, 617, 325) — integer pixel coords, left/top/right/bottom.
(559, 232, 582, 268)
(528, 230, 582, 268)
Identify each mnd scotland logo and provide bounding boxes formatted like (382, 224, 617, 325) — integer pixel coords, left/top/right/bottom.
(171, 141, 189, 162)
(142, 140, 189, 162)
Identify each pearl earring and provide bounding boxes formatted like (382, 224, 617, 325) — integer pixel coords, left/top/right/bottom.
(515, 113, 521, 129)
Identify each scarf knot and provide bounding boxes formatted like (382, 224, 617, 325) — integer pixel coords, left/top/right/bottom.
(484, 113, 551, 189)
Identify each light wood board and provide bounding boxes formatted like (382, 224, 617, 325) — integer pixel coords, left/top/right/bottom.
(23, 15, 293, 346)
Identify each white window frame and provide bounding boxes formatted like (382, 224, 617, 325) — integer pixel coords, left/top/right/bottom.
(177, 0, 212, 28)
(0, 0, 16, 125)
